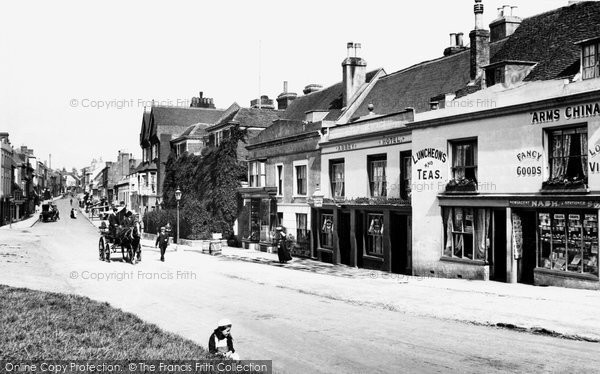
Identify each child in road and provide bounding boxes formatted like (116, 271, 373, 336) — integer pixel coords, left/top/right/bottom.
(208, 319, 239, 360)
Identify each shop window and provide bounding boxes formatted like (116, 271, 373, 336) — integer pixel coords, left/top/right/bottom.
(451, 140, 477, 182)
(329, 160, 345, 198)
(582, 41, 600, 80)
(400, 151, 412, 200)
(259, 199, 271, 242)
(276, 165, 283, 196)
(547, 126, 587, 183)
(368, 155, 387, 197)
(367, 214, 384, 255)
(249, 161, 266, 187)
(320, 214, 334, 248)
(296, 213, 309, 244)
(295, 164, 307, 196)
(443, 207, 490, 261)
(538, 212, 598, 276)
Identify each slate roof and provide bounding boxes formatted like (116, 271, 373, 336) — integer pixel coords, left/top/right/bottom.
(352, 42, 506, 116)
(491, 1, 600, 81)
(282, 70, 380, 122)
(206, 103, 283, 132)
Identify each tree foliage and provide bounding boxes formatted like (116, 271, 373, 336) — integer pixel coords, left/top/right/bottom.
(153, 126, 247, 240)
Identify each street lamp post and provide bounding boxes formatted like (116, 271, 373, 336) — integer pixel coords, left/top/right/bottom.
(175, 188, 182, 249)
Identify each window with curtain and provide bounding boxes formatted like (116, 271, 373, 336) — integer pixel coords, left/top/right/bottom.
(583, 42, 600, 80)
(330, 160, 345, 198)
(443, 207, 490, 261)
(249, 161, 266, 187)
(295, 164, 307, 195)
(368, 155, 387, 197)
(367, 214, 384, 255)
(548, 126, 587, 181)
(451, 140, 477, 182)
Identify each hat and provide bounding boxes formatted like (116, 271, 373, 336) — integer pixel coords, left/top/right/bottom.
(218, 318, 232, 327)
(160, 226, 166, 230)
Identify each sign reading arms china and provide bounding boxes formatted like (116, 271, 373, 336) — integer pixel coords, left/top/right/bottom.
(509, 200, 600, 209)
(531, 102, 600, 125)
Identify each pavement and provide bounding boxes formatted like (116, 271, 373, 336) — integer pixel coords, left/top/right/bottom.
(7, 197, 600, 343)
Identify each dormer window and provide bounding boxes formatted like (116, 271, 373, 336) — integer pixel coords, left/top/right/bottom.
(582, 41, 600, 80)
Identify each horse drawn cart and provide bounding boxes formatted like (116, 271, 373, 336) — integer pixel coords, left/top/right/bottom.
(39, 203, 59, 222)
(98, 220, 141, 264)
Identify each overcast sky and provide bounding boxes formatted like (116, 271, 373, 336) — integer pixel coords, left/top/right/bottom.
(0, 0, 570, 171)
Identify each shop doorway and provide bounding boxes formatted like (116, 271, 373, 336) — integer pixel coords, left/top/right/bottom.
(356, 211, 364, 268)
(390, 213, 410, 274)
(517, 211, 537, 284)
(339, 212, 352, 266)
(492, 210, 507, 282)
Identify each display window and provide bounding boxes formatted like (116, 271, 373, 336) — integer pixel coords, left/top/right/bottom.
(320, 213, 334, 248)
(443, 207, 490, 261)
(538, 211, 598, 276)
(367, 214, 384, 256)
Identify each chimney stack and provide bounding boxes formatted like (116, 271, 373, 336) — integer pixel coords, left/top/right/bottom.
(490, 4, 522, 42)
(277, 81, 298, 110)
(190, 91, 215, 109)
(303, 84, 323, 95)
(444, 32, 466, 56)
(342, 42, 367, 107)
(470, 0, 490, 83)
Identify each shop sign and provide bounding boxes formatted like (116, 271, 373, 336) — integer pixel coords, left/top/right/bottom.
(509, 200, 600, 209)
(313, 195, 323, 208)
(412, 148, 447, 181)
(379, 135, 409, 146)
(530, 102, 600, 125)
(515, 149, 543, 177)
(335, 143, 357, 152)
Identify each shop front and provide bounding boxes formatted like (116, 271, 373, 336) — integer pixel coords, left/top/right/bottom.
(510, 198, 599, 289)
(313, 202, 411, 273)
(238, 187, 277, 251)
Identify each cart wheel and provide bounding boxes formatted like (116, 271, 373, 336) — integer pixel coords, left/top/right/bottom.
(98, 237, 105, 261)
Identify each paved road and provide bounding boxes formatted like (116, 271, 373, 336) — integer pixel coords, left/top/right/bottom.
(1, 198, 599, 374)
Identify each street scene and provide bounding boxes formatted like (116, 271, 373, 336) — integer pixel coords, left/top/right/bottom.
(2, 0, 600, 373)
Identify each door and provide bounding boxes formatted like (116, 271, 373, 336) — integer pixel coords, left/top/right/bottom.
(390, 213, 409, 274)
(339, 212, 351, 266)
(492, 209, 507, 282)
(517, 211, 537, 284)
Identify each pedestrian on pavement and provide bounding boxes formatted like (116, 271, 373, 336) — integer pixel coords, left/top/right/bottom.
(70, 198, 73, 206)
(274, 226, 292, 264)
(208, 319, 239, 360)
(155, 226, 169, 262)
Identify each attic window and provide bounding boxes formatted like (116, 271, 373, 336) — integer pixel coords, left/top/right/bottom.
(582, 41, 600, 80)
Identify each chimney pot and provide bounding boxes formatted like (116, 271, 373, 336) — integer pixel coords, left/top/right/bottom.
(283, 81, 288, 93)
(449, 33, 457, 47)
(503, 5, 511, 16)
(456, 33, 464, 47)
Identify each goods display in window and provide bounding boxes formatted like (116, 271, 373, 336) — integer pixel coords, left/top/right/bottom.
(538, 211, 598, 275)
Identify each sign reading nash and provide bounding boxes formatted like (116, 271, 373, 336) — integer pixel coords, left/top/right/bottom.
(531, 102, 600, 124)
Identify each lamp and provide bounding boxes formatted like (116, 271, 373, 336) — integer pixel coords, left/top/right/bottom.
(175, 188, 182, 248)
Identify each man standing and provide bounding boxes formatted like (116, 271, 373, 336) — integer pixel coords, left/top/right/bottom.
(155, 226, 169, 262)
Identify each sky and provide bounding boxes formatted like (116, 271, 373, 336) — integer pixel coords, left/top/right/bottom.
(0, 0, 571, 171)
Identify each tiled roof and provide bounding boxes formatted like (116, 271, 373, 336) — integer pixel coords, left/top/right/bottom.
(352, 42, 505, 116)
(173, 123, 211, 141)
(491, 1, 600, 81)
(282, 70, 380, 121)
(206, 103, 283, 132)
(145, 106, 225, 141)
